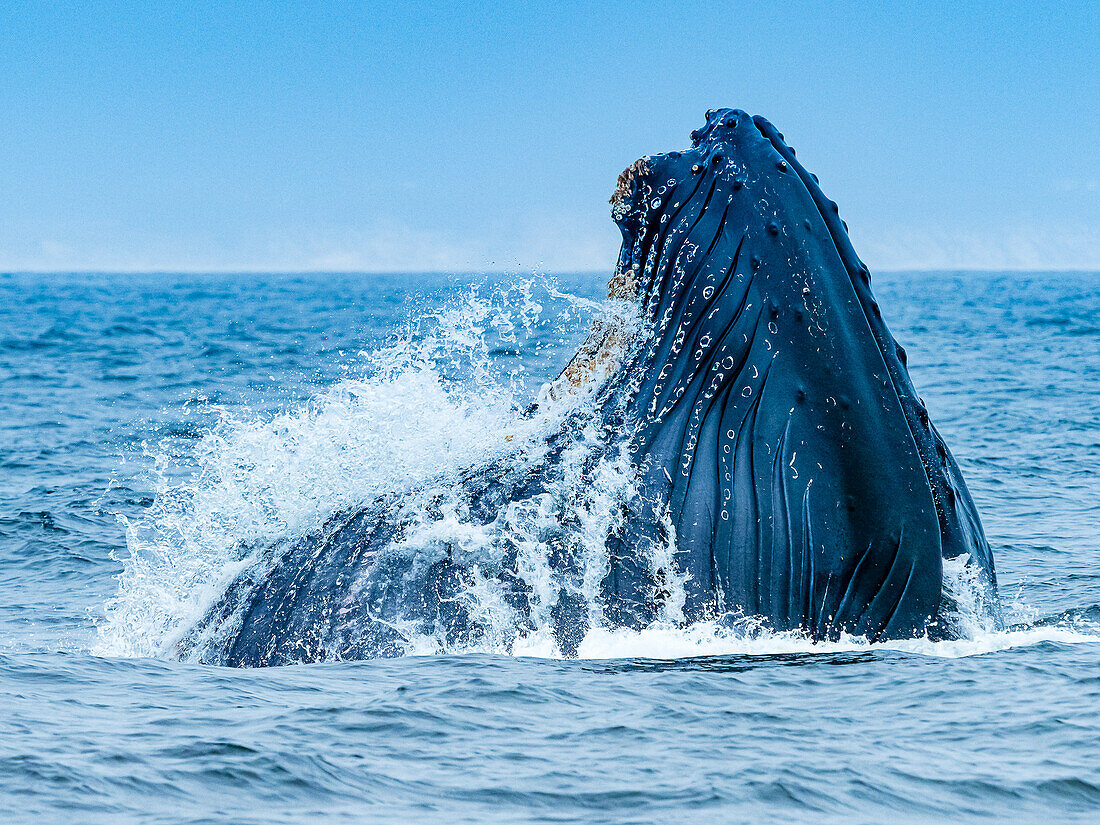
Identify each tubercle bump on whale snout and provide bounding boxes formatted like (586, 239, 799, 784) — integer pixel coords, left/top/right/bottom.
(691, 107, 751, 146)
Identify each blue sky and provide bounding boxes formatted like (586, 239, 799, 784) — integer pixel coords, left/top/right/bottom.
(1, 1, 1096, 273)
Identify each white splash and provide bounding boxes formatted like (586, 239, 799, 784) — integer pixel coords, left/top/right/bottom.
(565, 620, 1100, 661)
(95, 278, 624, 659)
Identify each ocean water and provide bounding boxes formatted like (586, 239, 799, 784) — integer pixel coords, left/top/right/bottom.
(1, 270, 1098, 824)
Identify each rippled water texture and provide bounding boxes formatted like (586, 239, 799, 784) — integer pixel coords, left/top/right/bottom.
(2, 271, 1098, 823)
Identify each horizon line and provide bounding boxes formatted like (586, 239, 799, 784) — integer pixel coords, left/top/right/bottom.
(4, 267, 1099, 277)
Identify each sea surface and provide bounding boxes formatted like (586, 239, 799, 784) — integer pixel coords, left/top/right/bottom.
(1, 270, 1098, 824)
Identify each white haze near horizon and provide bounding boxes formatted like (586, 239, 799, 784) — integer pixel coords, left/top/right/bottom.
(5, 218, 1099, 275)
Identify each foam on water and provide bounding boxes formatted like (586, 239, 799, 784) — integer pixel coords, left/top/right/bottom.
(94, 277, 1100, 664)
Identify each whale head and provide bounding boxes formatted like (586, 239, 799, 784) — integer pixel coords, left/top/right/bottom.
(603, 109, 997, 640)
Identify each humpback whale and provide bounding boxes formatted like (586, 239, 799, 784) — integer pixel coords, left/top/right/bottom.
(180, 109, 998, 666)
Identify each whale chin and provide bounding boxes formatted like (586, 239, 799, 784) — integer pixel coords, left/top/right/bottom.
(180, 109, 998, 666)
